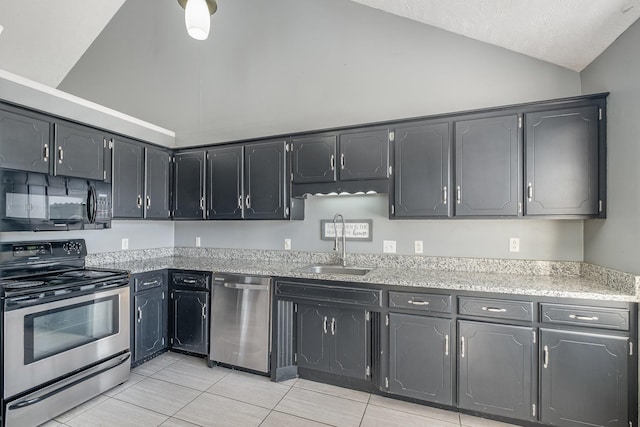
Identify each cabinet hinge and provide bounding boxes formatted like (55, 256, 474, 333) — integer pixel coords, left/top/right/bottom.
(518, 202, 522, 214)
(170, 338, 174, 345)
(103, 138, 107, 148)
(532, 330, 536, 344)
(518, 116, 523, 128)
(170, 292, 174, 299)
(385, 314, 389, 326)
(285, 207, 290, 217)
(109, 139, 114, 149)
(285, 143, 290, 152)
(290, 172, 294, 182)
(385, 377, 389, 389)
(388, 165, 393, 176)
(366, 365, 371, 377)
(172, 157, 176, 163)
(294, 303, 298, 313)
(599, 108, 603, 120)
(532, 403, 536, 417)
(630, 342, 633, 356)
(103, 170, 106, 180)
(391, 205, 395, 215)
(162, 291, 165, 300)
(162, 338, 165, 346)
(294, 352, 298, 363)
(599, 200, 603, 212)
(388, 131, 395, 142)
(365, 311, 370, 321)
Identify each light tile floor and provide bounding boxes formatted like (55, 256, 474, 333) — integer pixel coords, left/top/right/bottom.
(41, 352, 521, 427)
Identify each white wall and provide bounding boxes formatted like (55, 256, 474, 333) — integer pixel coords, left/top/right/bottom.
(581, 19, 640, 275)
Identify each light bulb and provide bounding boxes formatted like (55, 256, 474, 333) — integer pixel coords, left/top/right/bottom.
(185, 0, 210, 40)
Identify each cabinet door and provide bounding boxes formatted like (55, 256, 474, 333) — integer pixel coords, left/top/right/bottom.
(206, 146, 243, 219)
(112, 139, 144, 218)
(0, 107, 51, 174)
(244, 141, 287, 219)
(144, 147, 171, 219)
(338, 129, 389, 181)
(393, 122, 451, 217)
(54, 122, 105, 180)
(173, 151, 205, 219)
(454, 115, 520, 216)
(540, 329, 628, 427)
(458, 321, 535, 422)
(171, 290, 209, 355)
(134, 290, 167, 362)
(291, 135, 337, 183)
(389, 313, 452, 405)
(296, 304, 331, 373)
(331, 308, 369, 379)
(525, 106, 599, 216)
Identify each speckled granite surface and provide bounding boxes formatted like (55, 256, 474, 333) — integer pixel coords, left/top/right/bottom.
(86, 248, 639, 302)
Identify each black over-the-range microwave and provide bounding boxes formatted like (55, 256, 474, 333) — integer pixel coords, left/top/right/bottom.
(0, 169, 112, 232)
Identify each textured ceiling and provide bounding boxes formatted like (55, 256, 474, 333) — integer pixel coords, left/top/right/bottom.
(0, 0, 126, 87)
(350, 0, 640, 71)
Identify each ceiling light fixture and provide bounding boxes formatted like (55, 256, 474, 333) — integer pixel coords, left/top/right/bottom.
(178, 0, 217, 40)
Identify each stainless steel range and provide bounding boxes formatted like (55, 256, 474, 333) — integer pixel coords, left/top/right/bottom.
(0, 239, 130, 427)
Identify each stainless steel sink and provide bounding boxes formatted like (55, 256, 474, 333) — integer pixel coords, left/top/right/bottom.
(296, 265, 373, 276)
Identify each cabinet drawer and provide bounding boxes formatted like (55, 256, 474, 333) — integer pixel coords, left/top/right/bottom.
(276, 281, 382, 307)
(458, 297, 534, 322)
(389, 291, 451, 313)
(134, 273, 164, 293)
(541, 304, 629, 331)
(171, 272, 209, 289)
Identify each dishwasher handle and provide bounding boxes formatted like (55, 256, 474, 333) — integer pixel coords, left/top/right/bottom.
(221, 282, 270, 291)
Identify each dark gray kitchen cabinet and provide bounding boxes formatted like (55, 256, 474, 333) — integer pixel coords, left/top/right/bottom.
(206, 146, 243, 219)
(0, 106, 51, 174)
(54, 121, 108, 181)
(339, 129, 390, 181)
(454, 115, 520, 216)
(291, 135, 337, 184)
(540, 329, 628, 427)
(458, 320, 536, 422)
(131, 270, 168, 365)
(244, 140, 288, 219)
(170, 289, 209, 355)
(392, 121, 451, 218)
(112, 138, 144, 218)
(525, 106, 600, 216)
(144, 146, 171, 219)
(297, 304, 370, 379)
(388, 313, 452, 405)
(173, 151, 205, 219)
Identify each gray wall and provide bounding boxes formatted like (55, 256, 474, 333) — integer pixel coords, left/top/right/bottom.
(581, 19, 640, 275)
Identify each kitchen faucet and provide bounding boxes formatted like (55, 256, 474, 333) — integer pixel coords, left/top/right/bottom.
(333, 213, 347, 267)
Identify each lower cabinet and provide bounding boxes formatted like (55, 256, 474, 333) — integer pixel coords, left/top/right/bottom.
(540, 329, 629, 427)
(170, 289, 209, 355)
(297, 304, 370, 379)
(388, 313, 452, 405)
(458, 320, 536, 422)
(131, 270, 168, 365)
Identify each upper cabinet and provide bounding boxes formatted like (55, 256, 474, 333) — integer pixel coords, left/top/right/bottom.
(173, 151, 206, 220)
(291, 135, 337, 184)
(244, 140, 288, 219)
(454, 114, 521, 217)
(206, 146, 243, 219)
(0, 106, 51, 174)
(339, 129, 390, 181)
(54, 121, 110, 181)
(144, 147, 172, 219)
(525, 105, 601, 216)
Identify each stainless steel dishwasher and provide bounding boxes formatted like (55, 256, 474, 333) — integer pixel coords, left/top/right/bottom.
(208, 273, 272, 373)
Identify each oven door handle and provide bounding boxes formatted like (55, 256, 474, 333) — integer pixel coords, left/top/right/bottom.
(7, 352, 131, 410)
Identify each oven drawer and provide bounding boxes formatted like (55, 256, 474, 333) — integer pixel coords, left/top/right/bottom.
(171, 271, 210, 289)
(541, 304, 630, 331)
(134, 272, 165, 293)
(458, 297, 535, 322)
(389, 291, 452, 313)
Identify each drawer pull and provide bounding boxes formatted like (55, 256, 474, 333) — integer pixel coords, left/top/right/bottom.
(408, 299, 429, 306)
(141, 280, 159, 287)
(182, 279, 198, 284)
(569, 314, 599, 321)
(482, 307, 507, 313)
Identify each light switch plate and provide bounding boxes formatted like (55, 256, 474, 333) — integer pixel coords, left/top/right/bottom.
(383, 240, 396, 254)
(121, 238, 129, 250)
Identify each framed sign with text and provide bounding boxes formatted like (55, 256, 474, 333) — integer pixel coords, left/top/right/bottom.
(320, 219, 373, 241)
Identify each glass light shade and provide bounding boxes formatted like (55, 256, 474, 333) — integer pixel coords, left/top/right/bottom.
(185, 0, 210, 40)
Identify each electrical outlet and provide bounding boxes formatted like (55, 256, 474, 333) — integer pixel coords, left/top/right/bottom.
(383, 240, 396, 254)
(509, 237, 520, 253)
(414, 240, 424, 254)
(195, 237, 201, 247)
(121, 238, 129, 250)
(284, 238, 292, 250)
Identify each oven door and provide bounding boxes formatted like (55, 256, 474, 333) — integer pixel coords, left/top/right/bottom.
(3, 284, 130, 398)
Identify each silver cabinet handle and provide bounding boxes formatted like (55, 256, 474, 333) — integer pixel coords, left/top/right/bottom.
(182, 279, 197, 284)
(323, 316, 328, 334)
(527, 183, 533, 201)
(543, 345, 549, 368)
(456, 186, 461, 204)
(460, 336, 465, 358)
(445, 334, 449, 356)
(137, 195, 142, 208)
(141, 280, 159, 287)
(330, 154, 335, 171)
(199, 197, 205, 210)
(569, 314, 599, 321)
(223, 282, 269, 291)
(482, 307, 507, 313)
(443, 186, 448, 205)
(202, 304, 207, 319)
(43, 144, 49, 162)
(146, 196, 151, 208)
(331, 317, 336, 335)
(137, 307, 142, 323)
(246, 194, 251, 209)
(238, 195, 243, 209)
(408, 299, 429, 306)
(340, 153, 345, 170)
(58, 146, 64, 163)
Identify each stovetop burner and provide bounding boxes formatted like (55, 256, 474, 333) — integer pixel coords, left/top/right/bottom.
(1, 280, 47, 290)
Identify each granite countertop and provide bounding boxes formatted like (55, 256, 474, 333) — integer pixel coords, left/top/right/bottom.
(96, 256, 638, 303)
